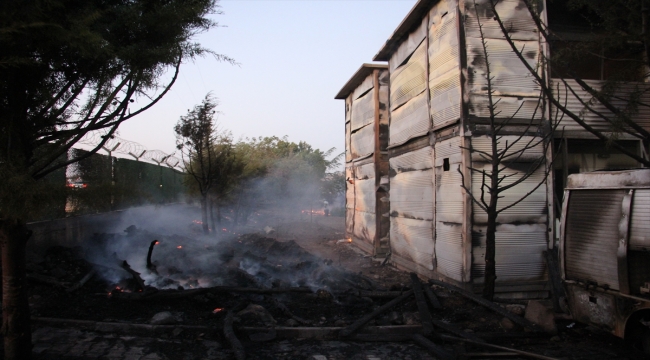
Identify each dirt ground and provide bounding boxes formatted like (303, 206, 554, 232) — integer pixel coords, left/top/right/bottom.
(24, 208, 650, 359)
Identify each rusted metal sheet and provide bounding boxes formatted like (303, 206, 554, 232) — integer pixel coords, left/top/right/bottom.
(564, 189, 626, 290)
(468, 94, 544, 122)
(390, 41, 428, 111)
(354, 210, 376, 245)
(345, 121, 351, 163)
(390, 217, 435, 271)
(629, 189, 650, 251)
(351, 88, 375, 131)
(470, 135, 545, 163)
(565, 284, 618, 332)
(350, 124, 374, 160)
(389, 91, 429, 147)
(345, 165, 355, 235)
(552, 79, 650, 134)
(464, 0, 539, 42)
(430, 72, 461, 129)
(389, 15, 428, 72)
(429, 1, 459, 77)
(470, 164, 547, 224)
(466, 37, 540, 97)
(471, 223, 547, 282)
(435, 222, 464, 281)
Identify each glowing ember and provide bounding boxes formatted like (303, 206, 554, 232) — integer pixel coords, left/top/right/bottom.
(212, 308, 224, 314)
(177, 245, 182, 249)
(192, 220, 203, 224)
(154, 240, 160, 245)
(348, 238, 352, 243)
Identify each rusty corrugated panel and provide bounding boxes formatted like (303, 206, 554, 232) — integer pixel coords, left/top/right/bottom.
(466, 37, 540, 97)
(390, 41, 427, 111)
(630, 189, 650, 251)
(346, 165, 355, 235)
(470, 135, 545, 163)
(388, 15, 428, 72)
(354, 211, 376, 244)
(553, 79, 650, 134)
(389, 91, 429, 147)
(390, 147, 433, 220)
(430, 72, 461, 129)
(345, 122, 351, 163)
(464, 0, 538, 42)
(468, 95, 544, 122)
(350, 124, 374, 160)
(436, 222, 464, 281)
(471, 164, 547, 224)
(351, 88, 375, 131)
(472, 224, 547, 282)
(565, 190, 625, 290)
(390, 217, 434, 270)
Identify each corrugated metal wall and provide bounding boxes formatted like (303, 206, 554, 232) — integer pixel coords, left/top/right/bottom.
(345, 164, 355, 236)
(435, 137, 465, 281)
(629, 189, 650, 251)
(354, 162, 376, 247)
(564, 190, 625, 290)
(389, 146, 435, 270)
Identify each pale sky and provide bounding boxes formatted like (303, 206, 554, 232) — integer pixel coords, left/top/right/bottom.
(116, 0, 416, 162)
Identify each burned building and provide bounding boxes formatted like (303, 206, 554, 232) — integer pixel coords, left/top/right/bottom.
(337, 0, 650, 297)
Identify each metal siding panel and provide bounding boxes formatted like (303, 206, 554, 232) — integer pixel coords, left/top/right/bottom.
(346, 165, 355, 234)
(553, 79, 650, 134)
(565, 190, 625, 290)
(468, 94, 544, 121)
(345, 122, 351, 163)
(390, 217, 434, 270)
(630, 189, 650, 251)
(351, 88, 375, 131)
(390, 146, 433, 173)
(472, 224, 547, 282)
(466, 37, 540, 97)
(354, 210, 376, 245)
(389, 91, 429, 147)
(350, 123, 374, 160)
(390, 41, 427, 111)
(346, 208, 355, 234)
(436, 222, 464, 281)
(354, 177, 375, 214)
(355, 162, 376, 180)
(389, 16, 428, 72)
(471, 135, 545, 162)
(464, 0, 539, 41)
(429, 6, 459, 79)
(352, 74, 375, 101)
(430, 71, 461, 128)
(391, 169, 434, 221)
(471, 164, 547, 224)
(436, 162, 464, 223)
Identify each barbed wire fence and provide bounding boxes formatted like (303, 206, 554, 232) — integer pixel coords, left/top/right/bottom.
(78, 131, 182, 170)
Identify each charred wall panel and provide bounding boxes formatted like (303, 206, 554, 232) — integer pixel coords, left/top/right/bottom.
(472, 224, 548, 282)
(629, 189, 650, 251)
(390, 41, 428, 112)
(564, 190, 625, 290)
(553, 79, 650, 135)
(351, 88, 375, 131)
(354, 162, 376, 247)
(435, 137, 465, 281)
(390, 92, 429, 147)
(345, 165, 355, 236)
(390, 146, 435, 271)
(350, 124, 375, 160)
(389, 16, 428, 72)
(429, 2, 461, 129)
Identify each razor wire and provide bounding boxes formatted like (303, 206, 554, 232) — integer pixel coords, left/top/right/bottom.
(77, 131, 181, 170)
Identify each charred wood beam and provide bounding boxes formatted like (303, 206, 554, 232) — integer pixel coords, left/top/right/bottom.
(339, 289, 414, 337)
(346, 290, 408, 298)
(428, 280, 541, 332)
(146, 240, 159, 275)
(110, 286, 313, 301)
(544, 250, 567, 313)
(430, 318, 485, 343)
(410, 273, 433, 335)
(438, 335, 559, 360)
(269, 296, 311, 325)
(66, 269, 96, 293)
(410, 334, 455, 360)
(349, 333, 413, 342)
(224, 310, 245, 360)
(120, 260, 146, 291)
(423, 284, 442, 310)
(26, 273, 70, 289)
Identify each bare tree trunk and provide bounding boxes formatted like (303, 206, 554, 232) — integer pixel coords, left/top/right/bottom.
(209, 197, 216, 236)
(0, 218, 33, 360)
(200, 195, 209, 234)
(483, 210, 498, 301)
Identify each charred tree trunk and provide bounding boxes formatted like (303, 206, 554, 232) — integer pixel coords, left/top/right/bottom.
(200, 195, 209, 234)
(0, 218, 33, 360)
(209, 197, 216, 236)
(483, 209, 498, 301)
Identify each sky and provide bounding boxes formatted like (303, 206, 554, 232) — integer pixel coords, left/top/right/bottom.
(113, 0, 416, 164)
